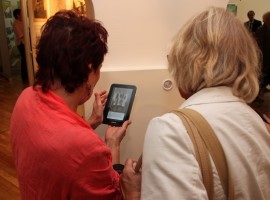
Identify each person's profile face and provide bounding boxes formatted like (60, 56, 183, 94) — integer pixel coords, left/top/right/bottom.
(79, 65, 102, 105)
(17, 13, 22, 21)
(87, 65, 101, 95)
(247, 12, 254, 21)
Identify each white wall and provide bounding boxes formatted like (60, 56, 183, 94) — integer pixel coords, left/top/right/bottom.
(93, 0, 228, 70)
(85, 69, 182, 163)
(85, 0, 228, 163)
(228, 0, 270, 23)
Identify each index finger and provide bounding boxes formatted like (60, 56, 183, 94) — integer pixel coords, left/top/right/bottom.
(94, 92, 102, 104)
(122, 120, 132, 129)
(134, 155, 142, 173)
(99, 90, 107, 96)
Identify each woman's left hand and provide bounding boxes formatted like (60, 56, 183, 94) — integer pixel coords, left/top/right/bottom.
(88, 90, 108, 129)
(120, 158, 142, 200)
(105, 120, 132, 164)
(105, 120, 132, 146)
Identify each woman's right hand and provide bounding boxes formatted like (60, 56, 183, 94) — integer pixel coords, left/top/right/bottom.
(88, 90, 108, 129)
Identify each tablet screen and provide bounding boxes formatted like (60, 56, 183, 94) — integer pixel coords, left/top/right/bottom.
(103, 84, 136, 126)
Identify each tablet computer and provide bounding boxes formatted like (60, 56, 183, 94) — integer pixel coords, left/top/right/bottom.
(103, 84, 137, 126)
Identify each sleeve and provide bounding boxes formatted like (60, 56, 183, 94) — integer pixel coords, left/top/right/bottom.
(69, 144, 121, 200)
(259, 20, 262, 26)
(255, 27, 264, 51)
(141, 113, 208, 200)
(255, 27, 264, 68)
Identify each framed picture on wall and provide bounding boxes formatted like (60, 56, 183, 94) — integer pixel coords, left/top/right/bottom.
(72, 0, 86, 16)
(3, 0, 12, 18)
(33, 0, 47, 21)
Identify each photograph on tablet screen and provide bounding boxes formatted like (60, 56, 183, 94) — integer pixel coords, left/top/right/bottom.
(103, 84, 136, 126)
(107, 87, 133, 120)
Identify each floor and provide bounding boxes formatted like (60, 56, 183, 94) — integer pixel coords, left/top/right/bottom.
(0, 66, 269, 199)
(0, 65, 28, 200)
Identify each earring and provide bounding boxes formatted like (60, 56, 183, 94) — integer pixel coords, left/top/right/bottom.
(86, 82, 91, 96)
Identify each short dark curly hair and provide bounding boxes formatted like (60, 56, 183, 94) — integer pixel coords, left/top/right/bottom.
(13, 9, 21, 19)
(34, 10, 108, 93)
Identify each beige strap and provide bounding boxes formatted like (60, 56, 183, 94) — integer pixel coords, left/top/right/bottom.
(135, 154, 142, 173)
(173, 110, 214, 199)
(172, 108, 234, 200)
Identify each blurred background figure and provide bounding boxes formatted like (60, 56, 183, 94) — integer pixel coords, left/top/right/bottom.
(13, 8, 28, 83)
(255, 11, 270, 101)
(244, 10, 262, 36)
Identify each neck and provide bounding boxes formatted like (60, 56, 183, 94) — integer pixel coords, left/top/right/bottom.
(50, 81, 79, 112)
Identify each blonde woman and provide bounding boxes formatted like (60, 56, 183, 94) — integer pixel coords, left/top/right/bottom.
(121, 7, 270, 200)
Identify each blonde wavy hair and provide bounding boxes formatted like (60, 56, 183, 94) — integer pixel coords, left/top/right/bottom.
(168, 7, 260, 103)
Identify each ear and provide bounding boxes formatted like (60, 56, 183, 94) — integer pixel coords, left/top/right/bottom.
(87, 64, 92, 82)
(178, 88, 192, 100)
(88, 63, 92, 71)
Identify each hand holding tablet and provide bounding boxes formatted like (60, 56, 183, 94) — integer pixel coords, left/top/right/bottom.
(103, 84, 137, 127)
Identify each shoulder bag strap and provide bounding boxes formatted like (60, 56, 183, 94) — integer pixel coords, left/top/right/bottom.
(172, 109, 214, 200)
(172, 108, 234, 200)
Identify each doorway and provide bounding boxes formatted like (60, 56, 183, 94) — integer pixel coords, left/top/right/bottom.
(0, 0, 89, 85)
(22, 0, 89, 85)
(0, 0, 21, 81)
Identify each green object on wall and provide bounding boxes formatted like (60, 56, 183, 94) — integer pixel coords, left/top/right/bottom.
(227, 4, 238, 16)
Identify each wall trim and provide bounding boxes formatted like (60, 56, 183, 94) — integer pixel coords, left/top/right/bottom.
(101, 66, 168, 72)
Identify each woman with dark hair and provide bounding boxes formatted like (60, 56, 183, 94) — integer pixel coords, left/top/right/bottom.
(10, 10, 130, 200)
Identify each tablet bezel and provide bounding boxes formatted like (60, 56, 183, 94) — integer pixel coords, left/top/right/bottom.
(103, 84, 137, 126)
